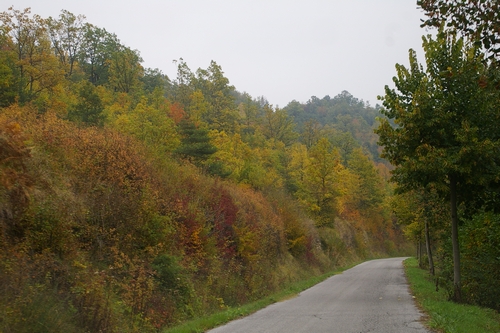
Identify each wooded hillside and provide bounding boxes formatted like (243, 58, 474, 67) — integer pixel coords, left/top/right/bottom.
(0, 7, 407, 332)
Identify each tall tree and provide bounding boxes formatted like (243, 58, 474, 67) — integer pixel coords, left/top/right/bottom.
(376, 29, 500, 301)
(347, 148, 384, 213)
(261, 104, 298, 146)
(391, 190, 426, 265)
(331, 130, 359, 165)
(301, 120, 321, 148)
(238, 93, 261, 136)
(0, 7, 64, 103)
(78, 23, 119, 85)
(285, 142, 309, 193)
(46, 9, 86, 77)
(194, 61, 239, 132)
(393, 187, 447, 274)
(0, 28, 17, 106)
(108, 46, 144, 94)
(301, 137, 343, 225)
(169, 58, 194, 111)
(141, 67, 169, 94)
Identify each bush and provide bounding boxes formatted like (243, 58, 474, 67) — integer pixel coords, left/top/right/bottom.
(460, 211, 500, 311)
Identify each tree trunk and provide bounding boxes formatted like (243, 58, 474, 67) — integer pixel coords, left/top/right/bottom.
(424, 218, 435, 276)
(450, 174, 461, 302)
(417, 236, 423, 268)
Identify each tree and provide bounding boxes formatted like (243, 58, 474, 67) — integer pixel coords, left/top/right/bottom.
(391, 191, 426, 264)
(300, 137, 343, 225)
(46, 10, 86, 77)
(0, 7, 65, 104)
(301, 120, 321, 148)
(376, 29, 500, 301)
(261, 104, 298, 146)
(187, 90, 209, 126)
(108, 46, 144, 94)
(347, 148, 384, 213)
(330, 130, 359, 165)
(174, 119, 217, 167)
(285, 143, 309, 193)
(169, 58, 194, 109)
(207, 130, 249, 180)
(418, 0, 500, 61)
(112, 98, 180, 156)
(193, 61, 239, 132)
(68, 80, 104, 125)
(392, 187, 447, 274)
(0, 28, 17, 106)
(141, 67, 168, 94)
(238, 93, 261, 136)
(78, 23, 119, 85)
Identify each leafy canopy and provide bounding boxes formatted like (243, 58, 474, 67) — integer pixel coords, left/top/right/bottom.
(376, 29, 500, 198)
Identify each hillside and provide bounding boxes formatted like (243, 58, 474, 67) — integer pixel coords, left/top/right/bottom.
(0, 7, 408, 332)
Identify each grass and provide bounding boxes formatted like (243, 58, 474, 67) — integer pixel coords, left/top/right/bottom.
(404, 257, 500, 333)
(163, 261, 362, 333)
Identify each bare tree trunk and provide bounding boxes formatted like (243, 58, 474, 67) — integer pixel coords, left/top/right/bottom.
(450, 174, 461, 302)
(418, 237, 423, 268)
(424, 218, 435, 276)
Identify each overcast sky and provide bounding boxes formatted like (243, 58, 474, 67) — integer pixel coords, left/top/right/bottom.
(2, 0, 432, 107)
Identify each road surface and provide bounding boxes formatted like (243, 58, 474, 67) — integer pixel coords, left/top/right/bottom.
(208, 257, 429, 333)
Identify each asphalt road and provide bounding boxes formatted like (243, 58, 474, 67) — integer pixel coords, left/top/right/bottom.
(208, 257, 430, 333)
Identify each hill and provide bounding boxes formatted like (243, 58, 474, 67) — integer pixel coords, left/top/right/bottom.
(0, 7, 407, 332)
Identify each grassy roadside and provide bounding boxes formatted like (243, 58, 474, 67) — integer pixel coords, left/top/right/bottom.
(163, 261, 362, 333)
(404, 257, 500, 333)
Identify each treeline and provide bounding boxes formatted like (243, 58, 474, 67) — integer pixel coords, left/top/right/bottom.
(0, 7, 406, 332)
(378, 0, 500, 312)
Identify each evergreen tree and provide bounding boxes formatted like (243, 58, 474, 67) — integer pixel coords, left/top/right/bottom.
(175, 119, 217, 166)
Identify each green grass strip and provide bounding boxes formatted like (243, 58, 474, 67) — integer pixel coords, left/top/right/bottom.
(404, 257, 500, 333)
(163, 262, 361, 333)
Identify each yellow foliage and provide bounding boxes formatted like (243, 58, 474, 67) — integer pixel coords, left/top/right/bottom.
(403, 221, 423, 241)
(208, 130, 248, 179)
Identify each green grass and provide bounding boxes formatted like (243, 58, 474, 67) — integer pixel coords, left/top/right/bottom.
(404, 257, 500, 333)
(163, 262, 361, 333)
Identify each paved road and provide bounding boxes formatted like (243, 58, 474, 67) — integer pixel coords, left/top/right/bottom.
(208, 257, 429, 333)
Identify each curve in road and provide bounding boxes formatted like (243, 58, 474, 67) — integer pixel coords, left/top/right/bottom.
(208, 257, 429, 333)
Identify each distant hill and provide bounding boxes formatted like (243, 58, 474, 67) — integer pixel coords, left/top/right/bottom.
(284, 91, 383, 163)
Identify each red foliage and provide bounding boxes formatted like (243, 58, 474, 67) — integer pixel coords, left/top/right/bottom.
(169, 102, 185, 124)
(210, 184, 239, 258)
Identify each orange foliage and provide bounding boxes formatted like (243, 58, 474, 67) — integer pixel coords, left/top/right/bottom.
(0, 115, 34, 246)
(0, 7, 405, 331)
(169, 102, 185, 124)
(0, 101, 403, 332)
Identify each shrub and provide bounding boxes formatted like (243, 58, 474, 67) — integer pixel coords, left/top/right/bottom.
(460, 212, 500, 311)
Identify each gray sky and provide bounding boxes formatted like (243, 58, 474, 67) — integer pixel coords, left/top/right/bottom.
(2, 0, 431, 107)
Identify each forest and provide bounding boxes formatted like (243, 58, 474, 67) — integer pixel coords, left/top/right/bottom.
(1, 1, 499, 332)
(0, 6, 405, 332)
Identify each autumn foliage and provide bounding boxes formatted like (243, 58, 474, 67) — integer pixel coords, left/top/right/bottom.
(0, 7, 408, 332)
